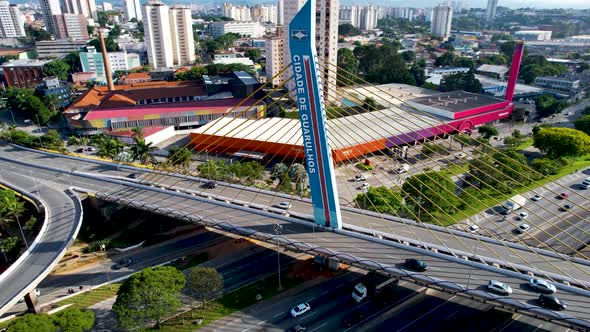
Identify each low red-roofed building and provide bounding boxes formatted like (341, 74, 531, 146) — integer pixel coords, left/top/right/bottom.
(119, 72, 151, 85)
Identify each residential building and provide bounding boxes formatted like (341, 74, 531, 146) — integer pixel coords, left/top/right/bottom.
(222, 3, 251, 21)
(37, 76, 72, 108)
(35, 39, 88, 58)
(119, 72, 151, 84)
(277, 0, 283, 25)
(265, 27, 285, 87)
(251, 4, 277, 24)
(79, 46, 140, 82)
(38, 0, 61, 36)
(430, 5, 452, 39)
(0, 1, 25, 38)
(476, 64, 509, 80)
(430, 67, 470, 76)
(514, 30, 552, 41)
(210, 21, 264, 38)
(339, 6, 360, 27)
(486, 0, 498, 21)
(0, 59, 51, 88)
(142, 0, 173, 68)
(53, 13, 89, 40)
(123, 0, 141, 21)
(534, 76, 581, 94)
(102, 2, 112, 11)
(169, 5, 195, 66)
(359, 5, 379, 30)
(389, 7, 413, 21)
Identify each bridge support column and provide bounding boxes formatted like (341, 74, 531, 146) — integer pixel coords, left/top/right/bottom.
(289, 0, 342, 229)
(24, 291, 40, 313)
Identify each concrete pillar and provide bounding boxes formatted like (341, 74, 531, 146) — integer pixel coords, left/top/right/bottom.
(24, 291, 40, 313)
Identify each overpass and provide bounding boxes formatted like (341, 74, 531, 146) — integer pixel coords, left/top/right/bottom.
(0, 168, 83, 317)
(1, 144, 589, 330)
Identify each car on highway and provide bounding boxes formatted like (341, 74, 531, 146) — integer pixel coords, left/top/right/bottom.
(289, 325, 307, 332)
(516, 223, 530, 234)
(538, 294, 566, 311)
(468, 225, 480, 233)
(85, 147, 95, 152)
(531, 194, 543, 201)
(275, 201, 292, 209)
(529, 278, 556, 294)
(580, 180, 590, 190)
(75, 148, 84, 153)
(360, 183, 370, 190)
(112, 258, 134, 270)
(559, 192, 569, 199)
(516, 212, 528, 220)
(560, 204, 573, 212)
(354, 174, 366, 182)
(487, 280, 512, 296)
(404, 258, 428, 272)
(290, 303, 311, 318)
(202, 181, 217, 189)
(127, 173, 140, 179)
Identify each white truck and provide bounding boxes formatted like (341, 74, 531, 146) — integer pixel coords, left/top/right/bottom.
(501, 194, 526, 213)
(395, 163, 410, 174)
(352, 272, 399, 303)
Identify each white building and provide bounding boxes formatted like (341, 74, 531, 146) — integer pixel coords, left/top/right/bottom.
(210, 21, 264, 38)
(430, 5, 452, 39)
(79, 46, 140, 81)
(514, 30, 552, 41)
(486, 0, 498, 21)
(0, 1, 25, 38)
(339, 5, 360, 27)
(359, 5, 379, 30)
(142, 0, 194, 68)
(38, 0, 61, 36)
(62, 0, 97, 21)
(222, 3, 251, 21)
(102, 2, 112, 11)
(123, 0, 141, 21)
(277, 0, 283, 25)
(265, 27, 285, 87)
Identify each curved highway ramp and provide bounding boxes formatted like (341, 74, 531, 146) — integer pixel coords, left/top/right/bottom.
(0, 170, 83, 317)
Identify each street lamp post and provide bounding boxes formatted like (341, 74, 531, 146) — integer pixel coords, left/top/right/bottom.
(273, 222, 283, 291)
(100, 244, 112, 290)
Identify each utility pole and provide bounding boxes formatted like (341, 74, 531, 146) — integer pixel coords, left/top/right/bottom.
(100, 244, 112, 290)
(273, 222, 283, 290)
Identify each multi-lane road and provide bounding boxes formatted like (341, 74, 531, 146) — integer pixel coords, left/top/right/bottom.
(1, 144, 590, 329)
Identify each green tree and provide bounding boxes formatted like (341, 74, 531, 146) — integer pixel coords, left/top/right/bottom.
(51, 308, 95, 332)
(175, 67, 207, 81)
(87, 37, 120, 52)
(271, 163, 289, 181)
(95, 135, 125, 159)
(362, 97, 378, 111)
(453, 133, 473, 150)
(402, 171, 459, 215)
(43, 60, 70, 81)
(167, 146, 192, 168)
(0, 236, 18, 262)
(336, 48, 359, 86)
(0, 190, 27, 246)
(130, 138, 157, 165)
(533, 127, 590, 159)
(244, 48, 261, 61)
(574, 115, 590, 135)
(288, 163, 307, 194)
(63, 52, 82, 74)
(338, 23, 361, 36)
(6, 88, 53, 124)
(41, 129, 65, 151)
(401, 51, 416, 63)
(113, 266, 185, 329)
(440, 72, 482, 93)
(434, 52, 456, 67)
(477, 125, 499, 139)
(186, 267, 224, 318)
(354, 186, 403, 214)
(6, 313, 55, 332)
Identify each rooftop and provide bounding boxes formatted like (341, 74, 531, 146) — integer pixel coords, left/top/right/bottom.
(233, 71, 258, 85)
(408, 91, 507, 114)
(0, 59, 52, 68)
(0, 47, 34, 56)
(476, 64, 510, 76)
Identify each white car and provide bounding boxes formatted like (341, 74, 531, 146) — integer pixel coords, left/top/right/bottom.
(531, 194, 543, 201)
(354, 174, 366, 182)
(360, 183, 370, 190)
(275, 201, 292, 209)
(516, 223, 530, 234)
(529, 278, 557, 294)
(517, 212, 529, 220)
(487, 280, 512, 296)
(290, 303, 311, 318)
(468, 225, 480, 233)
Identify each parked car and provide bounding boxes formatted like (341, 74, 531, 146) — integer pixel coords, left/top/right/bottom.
(468, 225, 480, 233)
(202, 181, 217, 189)
(560, 204, 573, 212)
(275, 201, 292, 209)
(516, 223, 530, 234)
(487, 280, 512, 296)
(529, 278, 556, 294)
(75, 148, 84, 153)
(559, 192, 569, 199)
(354, 174, 366, 182)
(517, 212, 528, 220)
(127, 173, 140, 179)
(290, 303, 311, 318)
(404, 258, 428, 272)
(538, 294, 566, 311)
(360, 183, 370, 190)
(531, 194, 543, 201)
(85, 147, 95, 152)
(580, 180, 590, 190)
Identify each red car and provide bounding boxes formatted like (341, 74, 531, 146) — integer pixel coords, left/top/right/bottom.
(559, 192, 569, 199)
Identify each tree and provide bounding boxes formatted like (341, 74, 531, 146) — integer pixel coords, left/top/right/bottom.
(574, 115, 590, 135)
(113, 266, 185, 329)
(401, 51, 416, 63)
(0, 190, 27, 247)
(186, 267, 224, 318)
(95, 135, 125, 159)
(5, 88, 53, 124)
(41, 130, 65, 151)
(0, 237, 19, 262)
(477, 125, 498, 139)
(108, 24, 122, 39)
(6, 313, 55, 332)
(440, 72, 482, 93)
(402, 171, 459, 216)
(130, 138, 157, 165)
(25, 25, 51, 41)
(338, 23, 361, 36)
(51, 308, 95, 332)
(288, 163, 307, 194)
(87, 37, 120, 52)
(175, 67, 207, 81)
(362, 97, 378, 111)
(167, 146, 192, 168)
(354, 186, 403, 214)
(453, 133, 473, 150)
(63, 52, 82, 73)
(244, 49, 261, 61)
(336, 48, 359, 86)
(43, 60, 70, 81)
(533, 127, 590, 159)
(271, 163, 289, 181)
(434, 52, 456, 67)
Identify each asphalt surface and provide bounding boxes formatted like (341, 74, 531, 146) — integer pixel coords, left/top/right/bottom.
(0, 170, 82, 317)
(1, 144, 590, 328)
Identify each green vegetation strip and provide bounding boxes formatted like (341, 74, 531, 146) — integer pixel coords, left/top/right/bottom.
(156, 274, 304, 331)
(55, 283, 121, 310)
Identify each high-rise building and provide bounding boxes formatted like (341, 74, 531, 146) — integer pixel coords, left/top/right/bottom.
(79, 46, 141, 82)
(0, 1, 25, 38)
(265, 26, 285, 87)
(211, 21, 264, 38)
(39, 0, 61, 36)
(359, 5, 378, 30)
(62, 0, 97, 21)
(53, 13, 89, 40)
(142, 0, 195, 68)
(486, 0, 498, 20)
(222, 3, 251, 21)
(430, 5, 452, 39)
(277, 0, 283, 25)
(102, 1, 112, 11)
(339, 6, 360, 27)
(123, 0, 141, 21)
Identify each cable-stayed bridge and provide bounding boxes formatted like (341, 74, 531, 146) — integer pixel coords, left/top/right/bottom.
(1, 1, 590, 329)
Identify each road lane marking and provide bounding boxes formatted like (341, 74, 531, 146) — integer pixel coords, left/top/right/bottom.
(310, 322, 329, 332)
(256, 320, 267, 325)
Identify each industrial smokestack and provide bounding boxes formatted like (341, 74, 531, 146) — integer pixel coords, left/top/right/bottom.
(505, 41, 525, 102)
(98, 29, 115, 92)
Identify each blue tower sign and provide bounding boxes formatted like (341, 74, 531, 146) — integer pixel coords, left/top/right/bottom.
(289, 0, 342, 229)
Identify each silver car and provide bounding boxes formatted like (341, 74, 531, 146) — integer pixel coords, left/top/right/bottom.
(487, 280, 512, 296)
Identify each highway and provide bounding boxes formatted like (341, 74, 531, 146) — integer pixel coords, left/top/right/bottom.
(0, 170, 83, 317)
(1, 144, 590, 329)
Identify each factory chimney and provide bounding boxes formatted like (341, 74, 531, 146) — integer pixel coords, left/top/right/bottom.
(99, 29, 115, 92)
(505, 41, 524, 102)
